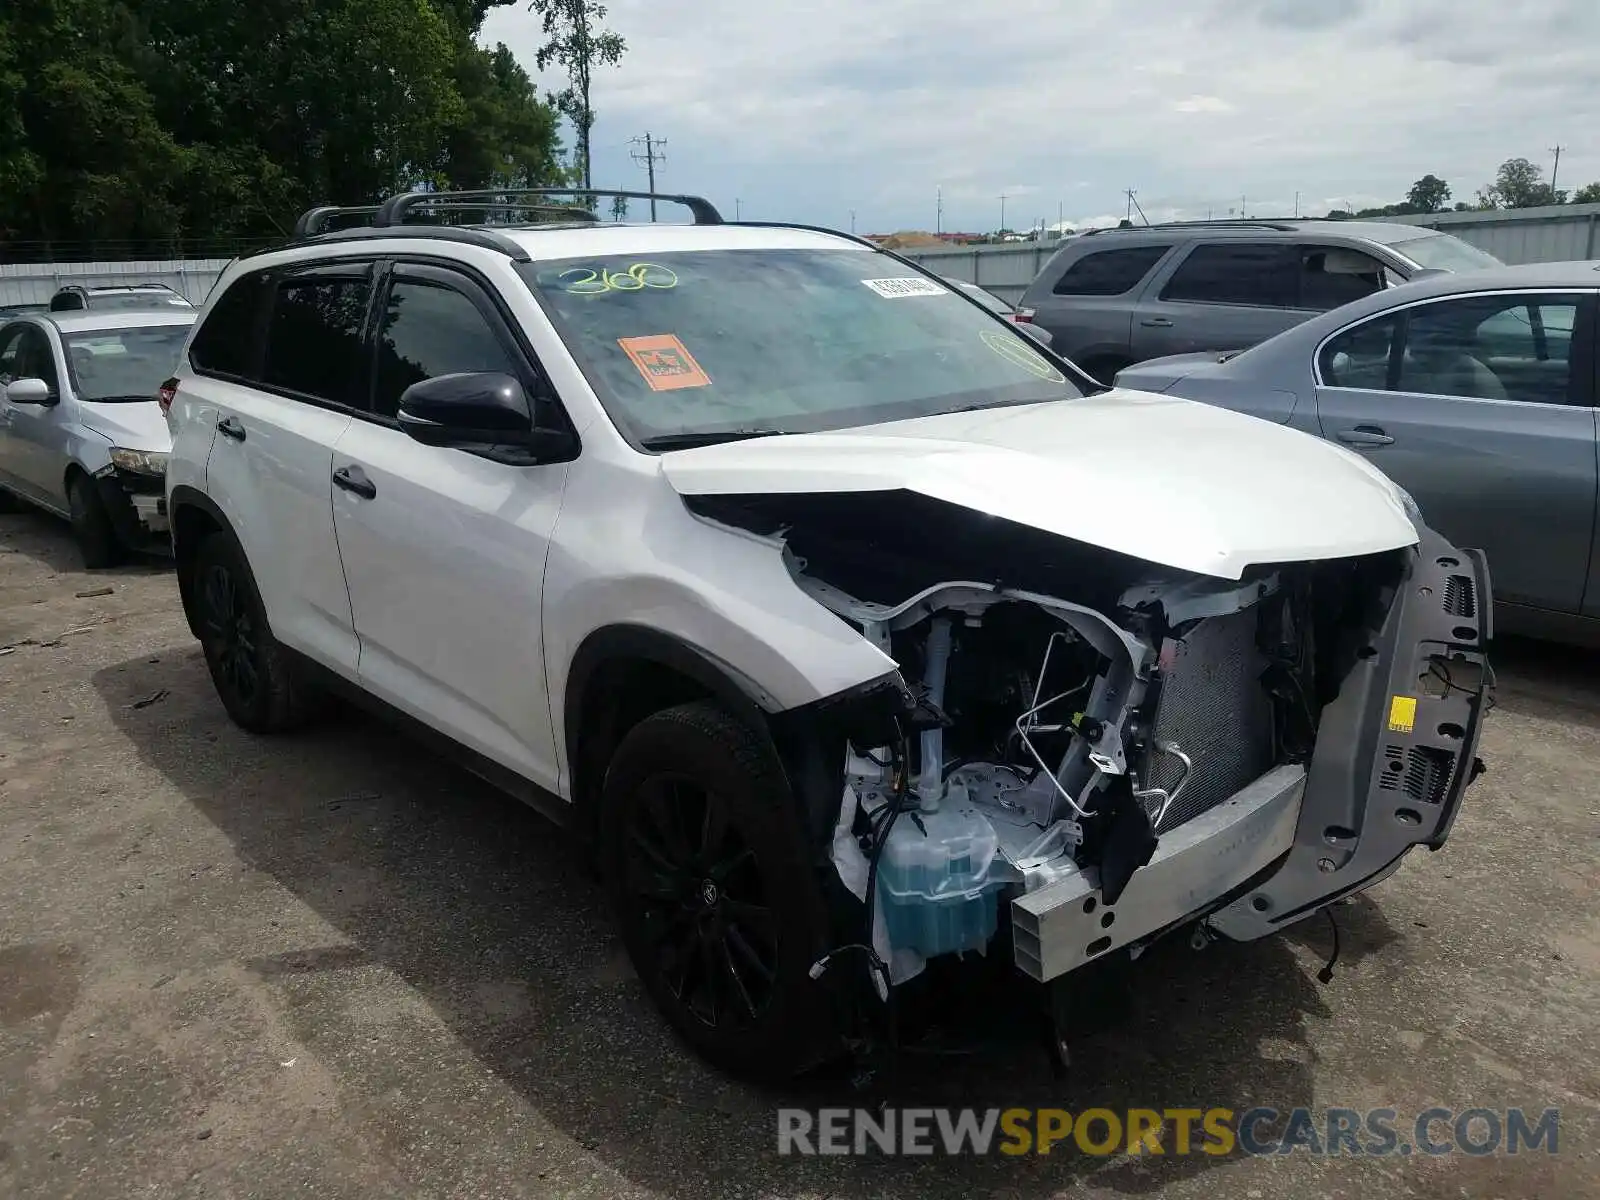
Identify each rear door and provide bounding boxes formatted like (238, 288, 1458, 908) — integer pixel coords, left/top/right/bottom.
(1134, 240, 1307, 359)
(1313, 289, 1598, 612)
(327, 260, 571, 792)
(192, 262, 368, 675)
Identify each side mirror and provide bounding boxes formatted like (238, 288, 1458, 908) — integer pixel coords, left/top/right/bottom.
(5, 377, 54, 405)
(396, 371, 575, 460)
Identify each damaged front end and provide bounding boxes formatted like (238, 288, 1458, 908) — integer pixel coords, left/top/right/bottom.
(704, 490, 1493, 1061)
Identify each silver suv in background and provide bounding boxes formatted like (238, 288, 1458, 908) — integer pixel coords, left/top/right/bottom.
(1020, 220, 1503, 383)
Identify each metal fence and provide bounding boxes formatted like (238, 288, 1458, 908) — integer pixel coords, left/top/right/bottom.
(896, 202, 1600, 303)
(0, 259, 235, 308)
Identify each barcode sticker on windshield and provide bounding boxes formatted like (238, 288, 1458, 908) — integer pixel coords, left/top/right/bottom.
(861, 277, 947, 298)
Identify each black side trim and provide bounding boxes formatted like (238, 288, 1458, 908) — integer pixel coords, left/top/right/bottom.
(283, 648, 571, 829)
(562, 625, 777, 776)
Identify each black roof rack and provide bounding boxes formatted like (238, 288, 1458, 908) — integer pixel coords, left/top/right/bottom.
(374, 188, 723, 226)
(1082, 219, 1301, 237)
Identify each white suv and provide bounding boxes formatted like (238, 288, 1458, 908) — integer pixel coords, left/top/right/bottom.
(162, 189, 1493, 1080)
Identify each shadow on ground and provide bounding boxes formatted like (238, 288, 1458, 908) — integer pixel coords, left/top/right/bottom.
(94, 648, 1401, 1197)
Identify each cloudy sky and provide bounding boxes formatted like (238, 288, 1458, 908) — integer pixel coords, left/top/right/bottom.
(481, 0, 1598, 234)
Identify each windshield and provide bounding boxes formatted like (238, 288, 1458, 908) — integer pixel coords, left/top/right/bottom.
(65, 324, 193, 402)
(523, 248, 1082, 449)
(1381, 232, 1503, 272)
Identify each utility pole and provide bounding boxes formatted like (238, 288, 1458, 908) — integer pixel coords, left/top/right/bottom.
(1126, 190, 1150, 227)
(629, 133, 667, 220)
(999, 193, 1008, 234)
(850, 209, 856, 234)
(1550, 145, 1566, 194)
(936, 185, 943, 236)
(1240, 194, 1247, 219)
(1294, 190, 1300, 218)
(735, 198, 741, 221)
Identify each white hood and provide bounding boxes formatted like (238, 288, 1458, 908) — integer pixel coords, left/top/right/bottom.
(660, 390, 1418, 580)
(77, 399, 171, 453)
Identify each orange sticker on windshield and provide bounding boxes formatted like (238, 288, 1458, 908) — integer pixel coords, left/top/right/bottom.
(618, 334, 712, 391)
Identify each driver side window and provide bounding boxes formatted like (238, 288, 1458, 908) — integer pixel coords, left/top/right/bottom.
(0, 326, 59, 393)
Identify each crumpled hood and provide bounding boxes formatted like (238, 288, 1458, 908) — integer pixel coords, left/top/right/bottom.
(661, 390, 1418, 580)
(76, 400, 171, 452)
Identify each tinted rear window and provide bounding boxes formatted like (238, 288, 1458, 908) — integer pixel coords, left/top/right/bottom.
(1051, 245, 1171, 296)
(260, 273, 372, 405)
(1160, 243, 1299, 306)
(189, 271, 272, 377)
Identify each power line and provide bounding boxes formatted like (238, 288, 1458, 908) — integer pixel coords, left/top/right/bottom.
(628, 133, 667, 220)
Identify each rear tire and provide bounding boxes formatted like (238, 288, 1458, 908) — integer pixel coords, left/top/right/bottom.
(600, 701, 834, 1079)
(193, 530, 323, 733)
(66, 474, 121, 569)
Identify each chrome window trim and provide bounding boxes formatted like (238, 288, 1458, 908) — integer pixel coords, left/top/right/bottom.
(1312, 286, 1600, 391)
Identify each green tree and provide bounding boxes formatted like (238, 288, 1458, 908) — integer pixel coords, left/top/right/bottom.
(1404, 174, 1451, 213)
(531, 0, 626, 191)
(1479, 157, 1566, 209)
(0, 0, 568, 250)
(1571, 182, 1600, 205)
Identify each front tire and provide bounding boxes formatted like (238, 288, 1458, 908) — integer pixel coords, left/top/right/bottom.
(193, 531, 323, 733)
(600, 702, 833, 1079)
(67, 474, 122, 568)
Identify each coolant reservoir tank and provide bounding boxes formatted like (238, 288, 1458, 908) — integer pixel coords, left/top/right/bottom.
(877, 804, 1003, 958)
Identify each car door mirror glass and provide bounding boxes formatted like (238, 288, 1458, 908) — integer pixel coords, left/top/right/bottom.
(5, 377, 53, 404)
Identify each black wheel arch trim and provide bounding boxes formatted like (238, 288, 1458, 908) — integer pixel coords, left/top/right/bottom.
(169, 485, 250, 638)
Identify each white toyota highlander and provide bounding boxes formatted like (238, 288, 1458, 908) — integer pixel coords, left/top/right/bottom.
(161, 189, 1493, 1080)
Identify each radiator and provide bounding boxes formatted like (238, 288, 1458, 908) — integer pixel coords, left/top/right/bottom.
(1145, 605, 1276, 834)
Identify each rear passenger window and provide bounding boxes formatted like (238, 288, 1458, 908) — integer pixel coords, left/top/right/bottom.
(261, 272, 372, 405)
(1320, 315, 1399, 389)
(1161, 243, 1298, 307)
(1051, 245, 1171, 296)
(189, 271, 272, 378)
(370, 279, 519, 418)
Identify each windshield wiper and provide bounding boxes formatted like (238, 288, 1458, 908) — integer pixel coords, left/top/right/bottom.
(639, 428, 791, 451)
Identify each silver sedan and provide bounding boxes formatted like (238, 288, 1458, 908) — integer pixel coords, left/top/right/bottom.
(1115, 260, 1600, 643)
(0, 308, 195, 566)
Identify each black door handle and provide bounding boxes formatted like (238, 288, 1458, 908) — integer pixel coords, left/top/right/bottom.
(332, 464, 376, 500)
(216, 416, 246, 442)
(1140, 316, 1173, 328)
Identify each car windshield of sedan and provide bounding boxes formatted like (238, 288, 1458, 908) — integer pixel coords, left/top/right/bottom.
(524, 248, 1083, 449)
(65, 324, 193, 402)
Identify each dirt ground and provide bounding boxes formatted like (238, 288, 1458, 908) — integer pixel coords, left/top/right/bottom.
(1, 507, 1596, 1199)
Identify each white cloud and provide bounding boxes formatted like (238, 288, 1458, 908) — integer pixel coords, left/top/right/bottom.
(481, 0, 1600, 231)
(1172, 96, 1235, 114)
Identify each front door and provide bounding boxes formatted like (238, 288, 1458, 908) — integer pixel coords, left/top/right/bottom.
(1313, 289, 1598, 612)
(330, 262, 571, 793)
(0, 323, 70, 506)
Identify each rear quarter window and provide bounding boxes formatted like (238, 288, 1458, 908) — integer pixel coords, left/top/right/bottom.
(189, 271, 272, 378)
(1050, 244, 1172, 296)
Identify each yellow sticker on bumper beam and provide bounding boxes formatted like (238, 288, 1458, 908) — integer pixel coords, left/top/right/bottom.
(1387, 695, 1418, 734)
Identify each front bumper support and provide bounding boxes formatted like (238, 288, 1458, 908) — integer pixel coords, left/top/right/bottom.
(1210, 527, 1492, 940)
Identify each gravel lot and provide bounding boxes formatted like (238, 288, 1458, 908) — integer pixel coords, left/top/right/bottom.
(1, 507, 1597, 1199)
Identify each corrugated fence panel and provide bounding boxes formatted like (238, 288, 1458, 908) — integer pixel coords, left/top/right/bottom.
(0, 259, 233, 307)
